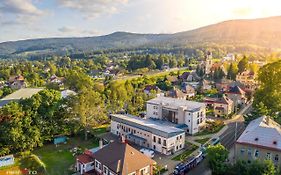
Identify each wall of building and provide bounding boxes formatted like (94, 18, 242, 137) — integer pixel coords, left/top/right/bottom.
(111, 120, 185, 155)
(184, 108, 206, 135)
(236, 143, 281, 165)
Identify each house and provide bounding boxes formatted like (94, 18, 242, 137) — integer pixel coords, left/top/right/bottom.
(76, 140, 156, 175)
(236, 70, 258, 92)
(200, 79, 212, 91)
(182, 82, 200, 90)
(236, 116, 281, 166)
(146, 96, 206, 135)
(49, 74, 65, 86)
(223, 53, 235, 62)
(8, 75, 27, 89)
(161, 64, 170, 70)
(61, 90, 77, 98)
(166, 87, 187, 100)
(204, 95, 234, 117)
(110, 114, 185, 155)
(225, 85, 247, 107)
(182, 84, 196, 98)
(215, 78, 234, 92)
(144, 85, 160, 95)
(179, 71, 200, 82)
(166, 75, 178, 85)
(213, 96, 234, 117)
(210, 63, 227, 75)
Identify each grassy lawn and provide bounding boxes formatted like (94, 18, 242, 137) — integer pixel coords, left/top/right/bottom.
(194, 124, 224, 136)
(92, 124, 110, 136)
(33, 137, 99, 175)
(172, 144, 198, 161)
(194, 138, 210, 145)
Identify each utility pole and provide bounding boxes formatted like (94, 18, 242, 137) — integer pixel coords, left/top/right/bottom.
(234, 122, 237, 163)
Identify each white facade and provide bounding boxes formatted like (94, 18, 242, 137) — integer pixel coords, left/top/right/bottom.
(110, 114, 185, 155)
(146, 97, 206, 135)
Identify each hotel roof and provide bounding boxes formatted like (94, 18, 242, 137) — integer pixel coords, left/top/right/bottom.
(237, 116, 281, 152)
(111, 114, 185, 138)
(147, 96, 205, 112)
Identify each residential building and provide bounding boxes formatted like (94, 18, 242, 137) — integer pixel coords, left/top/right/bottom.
(8, 75, 26, 89)
(166, 87, 187, 100)
(76, 140, 156, 175)
(49, 74, 65, 86)
(146, 96, 206, 135)
(110, 114, 185, 155)
(213, 96, 234, 117)
(61, 90, 77, 98)
(182, 84, 196, 98)
(236, 70, 258, 92)
(215, 78, 234, 92)
(144, 85, 160, 95)
(225, 85, 247, 107)
(200, 79, 213, 91)
(179, 71, 200, 82)
(236, 116, 281, 165)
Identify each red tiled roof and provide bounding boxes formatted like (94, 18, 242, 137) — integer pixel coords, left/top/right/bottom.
(77, 153, 94, 164)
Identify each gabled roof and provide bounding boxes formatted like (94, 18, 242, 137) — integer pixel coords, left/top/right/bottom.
(182, 84, 195, 94)
(215, 96, 233, 105)
(179, 72, 191, 80)
(167, 88, 186, 99)
(93, 141, 156, 174)
(144, 85, 159, 92)
(237, 116, 281, 152)
(227, 85, 245, 95)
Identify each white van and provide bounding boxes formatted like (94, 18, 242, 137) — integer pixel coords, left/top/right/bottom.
(140, 148, 155, 158)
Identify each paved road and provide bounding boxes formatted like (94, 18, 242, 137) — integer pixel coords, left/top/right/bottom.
(188, 102, 253, 175)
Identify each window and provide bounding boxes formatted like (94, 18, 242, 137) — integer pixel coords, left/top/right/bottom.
(254, 150, 259, 157)
(240, 149, 245, 155)
(129, 172, 136, 175)
(275, 154, 279, 162)
(95, 160, 101, 171)
(163, 140, 167, 146)
(197, 119, 199, 124)
(153, 136, 156, 142)
(158, 138, 161, 144)
(153, 145, 156, 150)
(266, 153, 271, 160)
(180, 135, 182, 139)
(248, 149, 252, 156)
(103, 166, 109, 175)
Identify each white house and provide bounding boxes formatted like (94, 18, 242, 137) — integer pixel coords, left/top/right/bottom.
(110, 114, 185, 155)
(146, 96, 206, 135)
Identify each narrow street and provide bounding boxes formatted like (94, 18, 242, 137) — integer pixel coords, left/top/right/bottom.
(188, 102, 252, 175)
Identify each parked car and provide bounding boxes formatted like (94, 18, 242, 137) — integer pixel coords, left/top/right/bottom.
(211, 137, 220, 145)
(140, 148, 155, 158)
(195, 151, 204, 164)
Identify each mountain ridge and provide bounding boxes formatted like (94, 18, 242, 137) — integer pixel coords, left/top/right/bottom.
(1, 15, 281, 57)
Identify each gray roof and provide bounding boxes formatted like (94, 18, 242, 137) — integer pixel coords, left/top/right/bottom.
(147, 96, 205, 112)
(237, 116, 281, 151)
(0, 88, 44, 107)
(111, 114, 185, 138)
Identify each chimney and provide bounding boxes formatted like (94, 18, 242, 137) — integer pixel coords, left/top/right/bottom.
(99, 139, 103, 149)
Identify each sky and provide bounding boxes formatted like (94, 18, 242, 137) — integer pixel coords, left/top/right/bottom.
(0, 0, 281, 42)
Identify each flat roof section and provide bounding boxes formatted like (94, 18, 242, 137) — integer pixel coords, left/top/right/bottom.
(111, 114, 185, 138)
(147, 96, 205, 112)
(0, 88, 44, 107)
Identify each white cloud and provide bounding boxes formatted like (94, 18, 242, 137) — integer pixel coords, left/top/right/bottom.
(0, 0, 43, 16)
(56, 0, 128, 19)
(0, 0, 46, 27)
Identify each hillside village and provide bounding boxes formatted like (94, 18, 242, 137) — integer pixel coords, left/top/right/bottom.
(0, 49, 277, 175)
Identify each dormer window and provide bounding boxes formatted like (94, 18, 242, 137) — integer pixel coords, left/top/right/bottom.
(255, 138, 259, 141)
(273, 141, 277, 145)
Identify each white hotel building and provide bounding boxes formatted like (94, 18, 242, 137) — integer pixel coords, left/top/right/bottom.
(146, 96, 206, 135)
(111, 114, 185, 155)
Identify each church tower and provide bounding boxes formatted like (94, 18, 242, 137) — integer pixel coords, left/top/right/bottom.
(204, 51, 213, 75)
